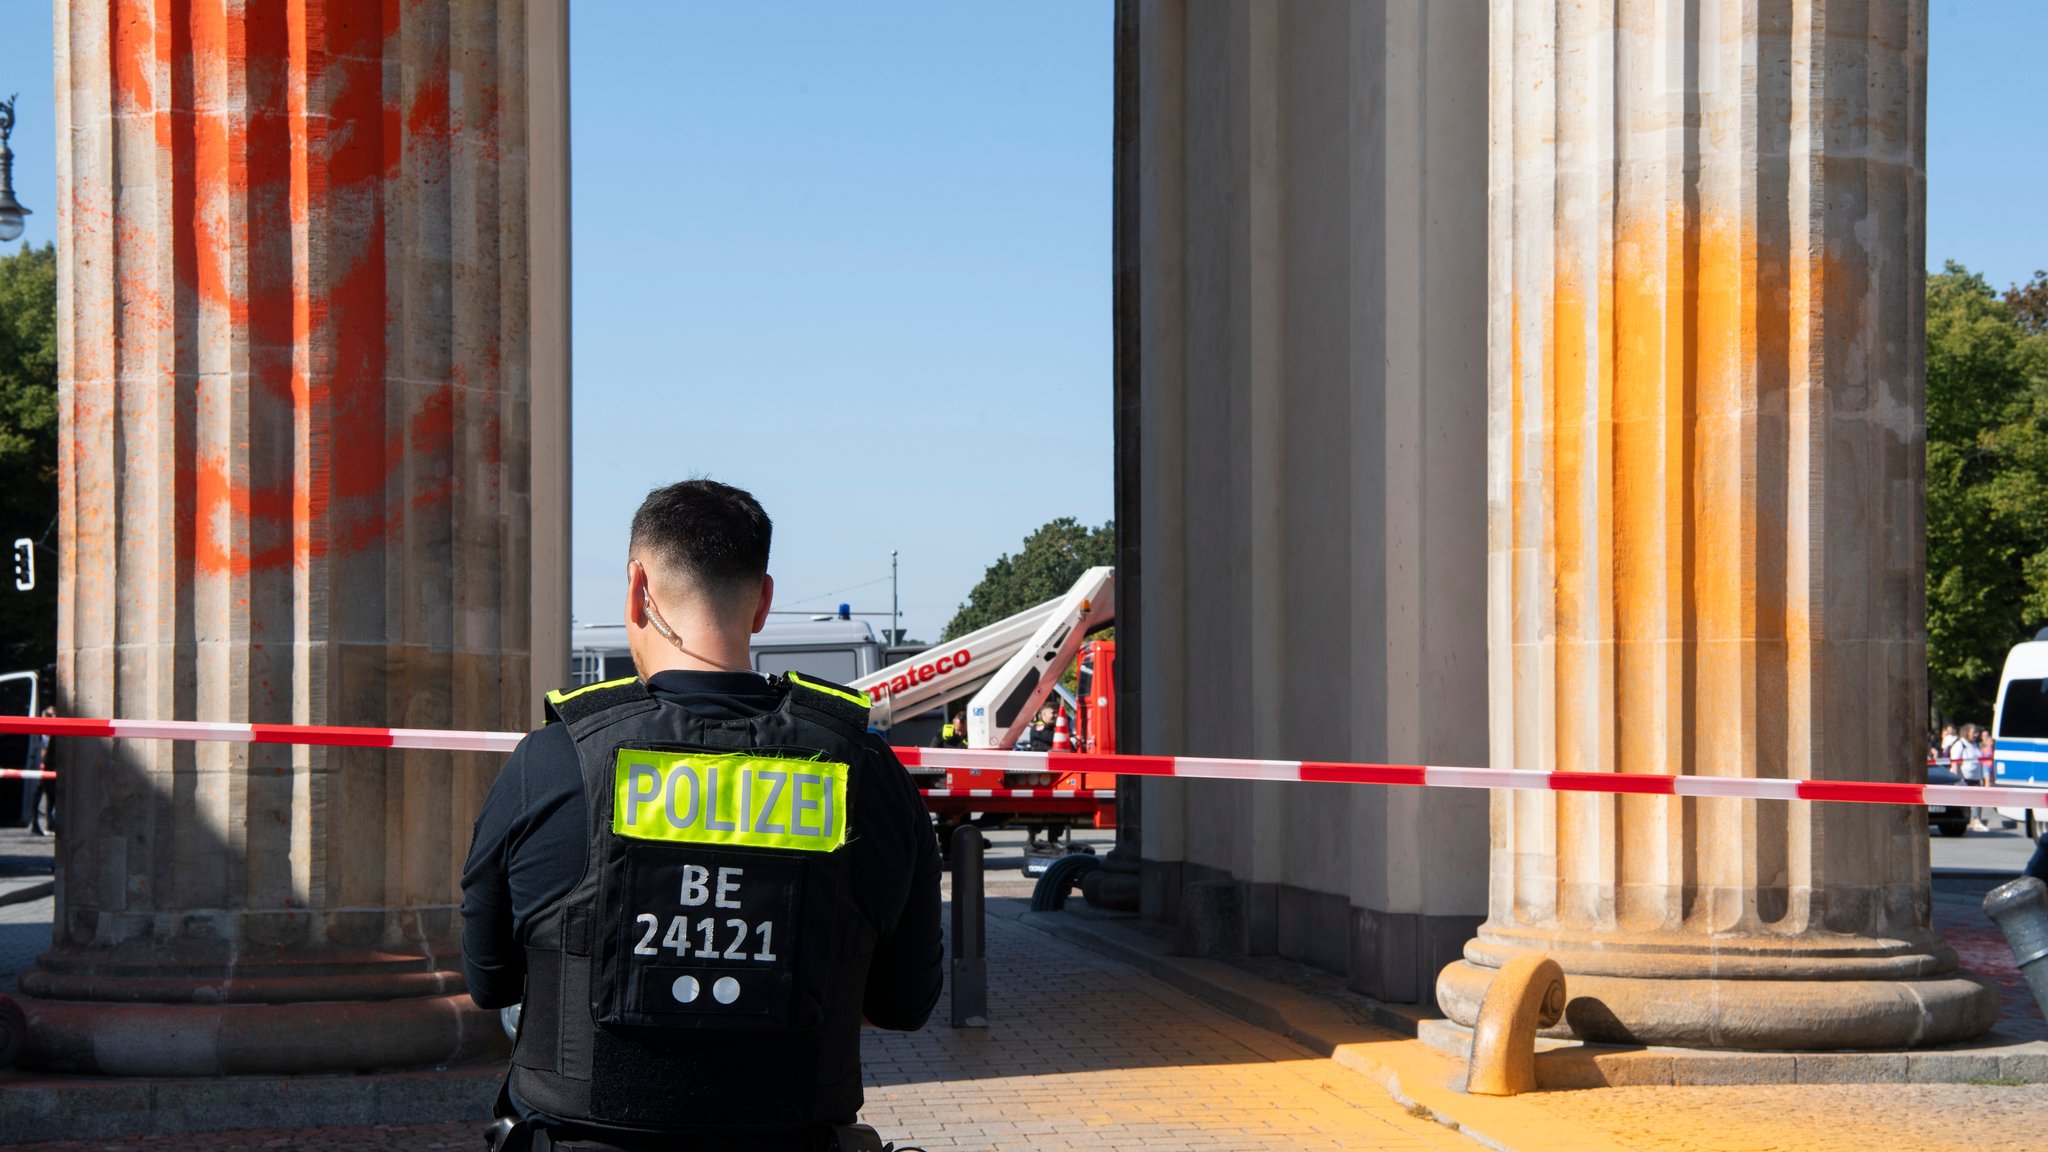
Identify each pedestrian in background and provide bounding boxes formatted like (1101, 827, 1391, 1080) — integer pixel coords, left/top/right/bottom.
(1952, 722, 1988, 831)
(1981, 726, 2003, 827)
(29, 704, 57, 836)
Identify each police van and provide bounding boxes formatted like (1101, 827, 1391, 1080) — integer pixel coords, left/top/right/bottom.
(1989, 632, 2048, 835)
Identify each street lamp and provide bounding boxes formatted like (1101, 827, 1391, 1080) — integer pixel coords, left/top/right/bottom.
(0, 96, 31, 244)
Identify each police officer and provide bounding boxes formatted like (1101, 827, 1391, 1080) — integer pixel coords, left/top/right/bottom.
(1020, 704, 1059, 752)
(929, 712, 967, 749)
(462, 480, 943, 1151)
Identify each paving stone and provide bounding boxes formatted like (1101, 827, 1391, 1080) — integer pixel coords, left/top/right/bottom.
(1667, 1054, 1799, 1087)
(1795, 1053, 1908, 1084)
(1998, 1049, 2048, 1081)
(1564, 1051, 1676, 1089)
(1908, 1051, 2003, 1083)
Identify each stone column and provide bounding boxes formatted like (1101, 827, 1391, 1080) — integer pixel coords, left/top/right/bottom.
(1436, 0, 1996, 1047)
(24, 0, 549, 1074)
(1129, 0, 1491, 1003)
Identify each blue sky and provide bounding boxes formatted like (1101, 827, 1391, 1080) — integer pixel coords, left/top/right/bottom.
(2, 2, 2043, 643)
(567, 2, 1111, 641)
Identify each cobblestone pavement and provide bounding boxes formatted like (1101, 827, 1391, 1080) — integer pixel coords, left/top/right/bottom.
(5, 897, 1474, 1151)
(855, 907, 1472, 1151)
(1517, 1083, 2048, 1152)
(6, 829, 2048, 1151)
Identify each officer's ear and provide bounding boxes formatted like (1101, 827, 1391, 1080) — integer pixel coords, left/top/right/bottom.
(750, 573, 774, 635)
(626, 559, 650, 628)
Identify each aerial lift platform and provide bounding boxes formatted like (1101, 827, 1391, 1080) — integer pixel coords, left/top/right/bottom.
(850, 566, 1117, 866)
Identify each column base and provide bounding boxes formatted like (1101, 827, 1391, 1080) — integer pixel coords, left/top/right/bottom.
(1437, 958, 1999, 1050)
(13, 991, 506, 1076)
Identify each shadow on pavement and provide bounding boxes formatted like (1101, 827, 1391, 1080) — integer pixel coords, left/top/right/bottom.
(859, 899, 1415, 1088)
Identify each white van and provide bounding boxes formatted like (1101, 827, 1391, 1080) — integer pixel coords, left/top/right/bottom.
(1988, 636, 2048, 832)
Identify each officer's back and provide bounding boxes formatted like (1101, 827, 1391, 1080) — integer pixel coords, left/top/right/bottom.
(462, 480, 943, 1151)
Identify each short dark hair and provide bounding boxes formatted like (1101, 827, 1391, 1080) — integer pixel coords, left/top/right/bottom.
(629, 480, 773, 606)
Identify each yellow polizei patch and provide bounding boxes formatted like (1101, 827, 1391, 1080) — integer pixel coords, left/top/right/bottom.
(613, 750, 848, 852)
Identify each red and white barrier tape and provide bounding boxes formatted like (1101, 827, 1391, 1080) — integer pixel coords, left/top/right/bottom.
(921, 788, 1114, 801)
(0, 715, 525, 754)
(889, 748, 2048, 810)
(0, 769, 53, 780)
(0, 715, 2041, 810)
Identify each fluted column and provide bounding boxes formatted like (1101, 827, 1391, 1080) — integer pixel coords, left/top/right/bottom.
(1436, 0, 1997, 1048)
(1131, 0, 1491, 1003)
(25, 0, 544, 1074)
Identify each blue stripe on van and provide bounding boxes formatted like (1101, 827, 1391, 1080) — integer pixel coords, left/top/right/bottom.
(1995, 757, 2048, 784)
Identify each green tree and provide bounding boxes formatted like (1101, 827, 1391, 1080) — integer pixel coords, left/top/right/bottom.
(0, 242, 59, 676)
(942, 518, 1114, 642)
(1926, 262, 2048, 720)
(2006, 270, 2048, 336)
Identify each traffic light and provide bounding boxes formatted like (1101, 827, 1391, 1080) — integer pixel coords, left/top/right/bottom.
(12, 538, 32, 592)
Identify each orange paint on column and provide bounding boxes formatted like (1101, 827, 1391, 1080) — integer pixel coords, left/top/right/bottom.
(1610, 209, 1684, 783)
(1688, 213, 1752, 737)
(190, 0, 235, 312)
(1549, 248, 1588, 772)
(195, 454, 297, 577)
(409, 387, 454, 511)
(313, 0, 394, 559)
(407, 77, 450, 142)
(110, 0, 158, 119)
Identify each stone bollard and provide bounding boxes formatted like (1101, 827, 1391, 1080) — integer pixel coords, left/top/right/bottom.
(1983, 876, 2048, 1026)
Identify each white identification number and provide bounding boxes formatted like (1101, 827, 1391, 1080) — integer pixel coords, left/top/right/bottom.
(633, 914, 778, 962)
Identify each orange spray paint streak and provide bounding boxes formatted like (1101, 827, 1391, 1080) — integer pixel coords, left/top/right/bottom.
(315, 0, 394, 562)
(1612, 208, 1675, 777)
(242, 0, 297, 584)
(407, 63, 454, 511)
(1690, 211, 1745, 761)
(289, 0, 315, 575)
(1550, 245, 1587, 776)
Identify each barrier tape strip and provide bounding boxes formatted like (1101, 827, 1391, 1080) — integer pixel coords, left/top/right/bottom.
(922, 788, 1114, 800)
(0, 769, 53, 780)
(0, 715, 2040, 810)
(0, 715, 525, 754)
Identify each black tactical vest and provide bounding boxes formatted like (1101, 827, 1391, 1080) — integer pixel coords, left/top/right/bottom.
(509, 672, 880, 1140)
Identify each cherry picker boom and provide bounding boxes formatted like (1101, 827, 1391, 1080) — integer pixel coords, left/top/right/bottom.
(849, 566, 1117, 862)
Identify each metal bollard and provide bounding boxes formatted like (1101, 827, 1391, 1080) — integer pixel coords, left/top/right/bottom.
(949, 824, 987, 1028)
(1983, 875, 2048, 1025)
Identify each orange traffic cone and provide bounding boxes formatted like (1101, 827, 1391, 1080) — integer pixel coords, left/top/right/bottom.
(1052, 709, 1071, 752)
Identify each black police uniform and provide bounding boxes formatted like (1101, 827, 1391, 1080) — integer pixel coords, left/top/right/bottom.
(461, 669, 943, 1150)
